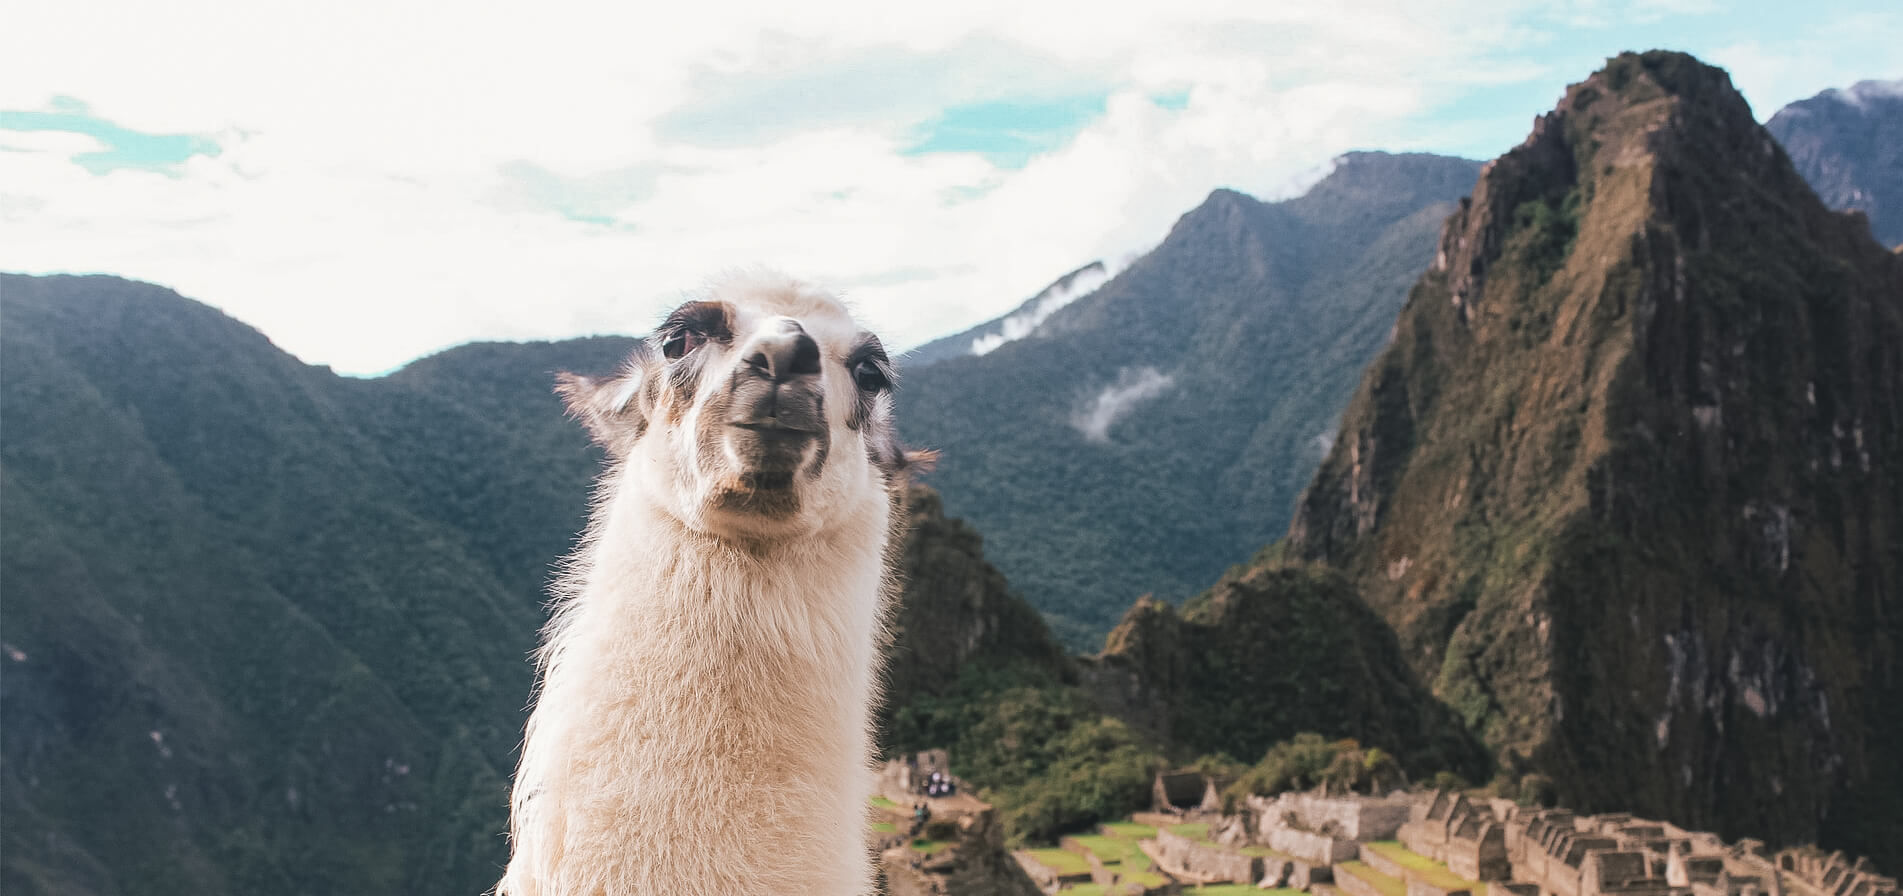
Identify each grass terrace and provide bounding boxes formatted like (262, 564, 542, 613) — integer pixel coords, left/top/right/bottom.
(1024, 848, 1092, 876)
(1069, 834, 1137, 865)
(1050, 821, 1174, 892)
(1076, 837, 1156, 873)
(1123, 869, 1172, 888)
(1101, 821, 1158, 839)
(870, 795, 901, 810)
(910, 838, 952, 856)
(1364, 841, 1478, 891)
(1168, 822, 1211, 841)
(871, 821, 896, 834)
(1340, 861, 1408, 896)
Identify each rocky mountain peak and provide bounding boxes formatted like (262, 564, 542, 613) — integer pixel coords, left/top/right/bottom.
(1285, 50, 1903, 862)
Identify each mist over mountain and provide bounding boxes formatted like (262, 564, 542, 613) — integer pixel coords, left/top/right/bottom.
(1766, 78, 1903, 248)
(1286, 52, 1902, 864)
(905, 261, 1119, 366)
(899, 152, 1484, 647)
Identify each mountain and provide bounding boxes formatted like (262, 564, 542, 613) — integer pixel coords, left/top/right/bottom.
(1285, 52, 1903, 864)
(1079, 561, 1487, 781)
(0, 275, 610, 894)
(1767, 79, 1903, 248)
(898, 152, 1484, 647)
(0, 273, 1074, 893)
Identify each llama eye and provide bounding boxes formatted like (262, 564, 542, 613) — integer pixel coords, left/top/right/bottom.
(662, 329, 705, 360)
(850, 358, 889, 393)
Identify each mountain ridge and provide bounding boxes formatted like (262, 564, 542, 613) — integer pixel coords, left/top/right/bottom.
(898, 151, 1484, 646)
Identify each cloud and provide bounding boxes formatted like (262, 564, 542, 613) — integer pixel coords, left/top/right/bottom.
(1, 0, 1897, 373)
(1705, 8, 1903, 117)
(969, 257, 1123, 356)
(1073, 367, 1175, 442)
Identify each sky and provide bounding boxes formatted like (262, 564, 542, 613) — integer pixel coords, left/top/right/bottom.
(3, 0, 1897, 375)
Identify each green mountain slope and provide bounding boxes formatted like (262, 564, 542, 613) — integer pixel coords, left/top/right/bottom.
(1285, 52, 1903, 863)
(899, 152, 1483, 647)
(1, 276, 529, 894)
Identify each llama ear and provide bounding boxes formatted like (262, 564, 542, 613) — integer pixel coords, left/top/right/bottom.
(556, 369, 648, 448)
(872, 438, 938, 479)
(899, 447, 939, 474)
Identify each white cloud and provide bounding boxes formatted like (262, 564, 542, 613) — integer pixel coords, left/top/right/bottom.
(970, 259, 1119, 356)
(1073, 367, 1175, 442)
(1, 0, 1897, 373)
(0, 129, 108, 156)
(1706, 9, 1903, 118)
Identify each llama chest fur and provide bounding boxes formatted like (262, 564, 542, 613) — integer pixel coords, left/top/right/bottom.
(505, 497, 889, 895)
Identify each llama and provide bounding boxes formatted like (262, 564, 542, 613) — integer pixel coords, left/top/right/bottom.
(499, 271, 924, 896)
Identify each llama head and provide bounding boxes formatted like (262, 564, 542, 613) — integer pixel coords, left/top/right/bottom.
(559, 270, 925, 539)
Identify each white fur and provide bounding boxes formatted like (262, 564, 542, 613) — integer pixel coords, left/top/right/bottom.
(500, 273, 900, 896)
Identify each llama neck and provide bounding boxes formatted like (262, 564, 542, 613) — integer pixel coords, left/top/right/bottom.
(507, 474, 893, 894)
(544, 483, 890, 766)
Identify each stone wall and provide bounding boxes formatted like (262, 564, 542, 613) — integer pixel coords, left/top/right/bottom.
(1246, 792, 1375, 864)
(1268, 826, 1362, 866)
(1149, 828, 1261, 884)
(1445, 821, 1509, 881)
(1275, 792, 1414, 841)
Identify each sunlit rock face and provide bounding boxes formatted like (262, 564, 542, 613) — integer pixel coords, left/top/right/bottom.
(1286, 52, 1903, 864)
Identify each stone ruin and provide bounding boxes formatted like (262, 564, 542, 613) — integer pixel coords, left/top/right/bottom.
(875, 750, 1043, 896)
(1399, 790, 1510, 881)
(1151, 768, 1232, 814)
(1394, 792, 1898, 896)
(1025, 786, 1897, 896)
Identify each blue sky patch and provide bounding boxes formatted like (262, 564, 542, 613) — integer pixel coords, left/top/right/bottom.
(0, 96, 221, 175)
(1151, 89, 1191, 111)
(904, 94, 1108, 169)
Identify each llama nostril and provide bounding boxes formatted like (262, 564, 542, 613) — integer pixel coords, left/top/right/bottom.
(745, 327, 821, 382)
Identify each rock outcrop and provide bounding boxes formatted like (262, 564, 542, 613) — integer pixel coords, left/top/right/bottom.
(1080, 564, 1486, 780)
(882, 486, 1073, 739)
